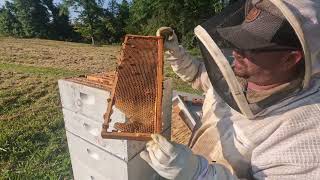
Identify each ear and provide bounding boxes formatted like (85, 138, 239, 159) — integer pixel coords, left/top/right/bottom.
(282, 50, 303, 70)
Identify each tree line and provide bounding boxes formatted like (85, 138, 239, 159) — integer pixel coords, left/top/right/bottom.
(0, 0, 233, 47)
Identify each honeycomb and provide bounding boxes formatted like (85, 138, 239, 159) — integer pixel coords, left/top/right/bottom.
(102, 35, 164, 140)
(114, 121, 153, 133)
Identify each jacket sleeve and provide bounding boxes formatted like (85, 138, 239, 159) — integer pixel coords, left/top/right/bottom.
(193, 158, 239, 180)
(166, 46, 211, 93)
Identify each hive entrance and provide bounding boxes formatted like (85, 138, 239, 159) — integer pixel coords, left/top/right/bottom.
(101, 35, 164, 141)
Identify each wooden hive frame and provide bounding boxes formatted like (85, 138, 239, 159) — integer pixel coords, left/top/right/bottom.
(101, 35, 164, 141)
(66, 72, 115, 91)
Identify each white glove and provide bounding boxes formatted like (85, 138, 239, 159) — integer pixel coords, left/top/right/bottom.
(156, 27, 180, 52)
(140, 134, 202, 180)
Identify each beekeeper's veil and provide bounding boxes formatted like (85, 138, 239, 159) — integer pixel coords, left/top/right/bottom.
(194, 0, 306, 118)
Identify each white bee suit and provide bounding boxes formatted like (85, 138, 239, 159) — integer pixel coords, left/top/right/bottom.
(164, 0, 320, 179)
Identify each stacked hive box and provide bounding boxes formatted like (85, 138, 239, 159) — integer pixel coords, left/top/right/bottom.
(58, 73, 172, 180)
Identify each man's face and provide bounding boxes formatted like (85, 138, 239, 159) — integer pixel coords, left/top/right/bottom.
(232, 49, 301, 85)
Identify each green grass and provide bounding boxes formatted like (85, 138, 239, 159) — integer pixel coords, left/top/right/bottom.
(164, 64, 202, 95)
(0, 68, 73, 179)
(0, 63, 83, 78)
(0, 38, 202, 179)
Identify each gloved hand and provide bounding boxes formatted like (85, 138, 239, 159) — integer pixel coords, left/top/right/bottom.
(156, 27, 202, 84)
(140, 134, 202, 180)
(156, 27, 180, 52)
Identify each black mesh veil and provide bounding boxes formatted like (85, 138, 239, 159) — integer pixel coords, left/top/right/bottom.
(198, 43, 240, 112)
(198, 0, 247, 49)
(194, 0, 254, 118)
(194, 0, 303, 118)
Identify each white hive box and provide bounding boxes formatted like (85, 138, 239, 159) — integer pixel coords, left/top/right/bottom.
(58, 73, 172, 180)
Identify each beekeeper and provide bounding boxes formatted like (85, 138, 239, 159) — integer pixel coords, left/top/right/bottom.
(140, 0, 320, 179)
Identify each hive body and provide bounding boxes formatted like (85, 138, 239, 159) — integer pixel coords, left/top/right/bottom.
(58, 73, 171, 180)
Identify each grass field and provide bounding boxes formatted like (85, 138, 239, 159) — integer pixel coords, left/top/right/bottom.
(0, 37, 200, 179)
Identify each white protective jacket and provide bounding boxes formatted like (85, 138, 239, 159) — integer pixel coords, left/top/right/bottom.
(167, 0, 320, 179)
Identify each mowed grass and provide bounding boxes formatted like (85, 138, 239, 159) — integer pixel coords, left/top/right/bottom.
(0, 37, 200, 179)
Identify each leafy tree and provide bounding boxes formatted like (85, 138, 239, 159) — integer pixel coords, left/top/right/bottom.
(177, 0, 223, 47)
(12, 0, 50, 38)
(43, 0, 74, 40)
(64, 0, 108, 45)
(0, 0, 230, 45)
(115, 0, 130, 40)
(0, 1, 23, 37)
(125, 0, 154, 34)
(108, 0, 118, 15)
(105, 0, 130, 42)
(126, 0, 223, 48)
